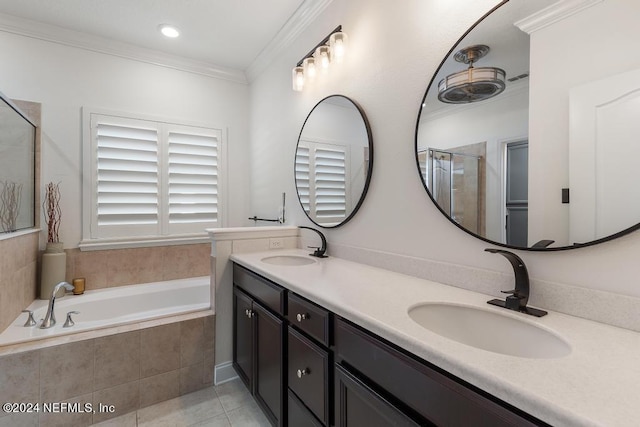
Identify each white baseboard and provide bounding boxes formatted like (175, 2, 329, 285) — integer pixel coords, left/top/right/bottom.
(214, 361, 238, 385)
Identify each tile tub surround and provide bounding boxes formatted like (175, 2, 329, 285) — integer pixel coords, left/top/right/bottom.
(231, 249, 640, 427)
(0, 314, 215, 426)
(0, 230, 39, 333)
(64, 243, 211, 291)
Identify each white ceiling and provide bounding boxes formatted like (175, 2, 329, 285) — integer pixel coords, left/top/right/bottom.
(0, 0, 306, 72)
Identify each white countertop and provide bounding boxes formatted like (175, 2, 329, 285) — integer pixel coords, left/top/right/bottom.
(230, 249, 640, 427)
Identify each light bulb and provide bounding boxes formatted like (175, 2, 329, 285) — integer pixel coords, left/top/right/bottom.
(329, 31, 348, 63)
(292, 67, 304, 91)
(314, 46, 331, 70)
(303, 57, 317, 80)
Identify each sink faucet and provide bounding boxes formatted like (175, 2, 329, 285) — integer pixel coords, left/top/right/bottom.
(299, 226, 327, 258)
(40, 281, 75, 329)
(485, 249, 547, 317)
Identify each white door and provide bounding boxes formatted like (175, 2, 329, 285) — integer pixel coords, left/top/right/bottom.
(569, 68, 640, 244)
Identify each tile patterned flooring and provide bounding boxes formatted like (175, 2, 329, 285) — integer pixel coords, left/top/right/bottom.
(92, 378, 269, 427)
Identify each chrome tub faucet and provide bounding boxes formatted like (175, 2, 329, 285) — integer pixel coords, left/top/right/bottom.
(40, 281, 75, 329)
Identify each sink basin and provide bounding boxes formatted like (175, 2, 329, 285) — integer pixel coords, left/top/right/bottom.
(408, 303, 571, 359)
(260, 255, 316, 266)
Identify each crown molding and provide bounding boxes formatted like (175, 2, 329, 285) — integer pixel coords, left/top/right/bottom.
(0, 13, 248, 84)
(515, 0, 603, 34)
(245, 0, 334, 82)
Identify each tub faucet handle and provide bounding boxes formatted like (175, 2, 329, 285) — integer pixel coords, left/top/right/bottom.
(63, 311, 80, 328)
(21, 310, 36, 327)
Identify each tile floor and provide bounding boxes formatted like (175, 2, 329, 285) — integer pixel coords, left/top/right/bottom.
(91, 378, 269, 427)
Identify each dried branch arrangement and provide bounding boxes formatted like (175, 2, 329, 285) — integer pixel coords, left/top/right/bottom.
(43, 182, 61, 243)
(0, 181, 23, 233)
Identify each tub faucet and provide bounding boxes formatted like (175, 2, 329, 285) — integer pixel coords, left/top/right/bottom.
(485, 249, 547, 317)
(40, 281, 75, 329)
(299, 226, 327, 258)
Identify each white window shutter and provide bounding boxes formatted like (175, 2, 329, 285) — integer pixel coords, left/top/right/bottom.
(94, 119, 160, 237)
(295, 145, 311, 213)
(314, 147, 347, 221)
(87, 112, 223, 241)
(167, 126, 221, 234)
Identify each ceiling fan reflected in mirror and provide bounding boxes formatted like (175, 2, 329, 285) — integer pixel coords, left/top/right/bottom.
(438, 44, 506, 104)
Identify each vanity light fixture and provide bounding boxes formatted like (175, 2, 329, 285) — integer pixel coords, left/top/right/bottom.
(438, 44, 505, 104)
(292, 26, 347, 92)
(159, 24, 180, 38)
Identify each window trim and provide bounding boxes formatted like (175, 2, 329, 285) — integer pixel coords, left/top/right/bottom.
(80, 107, 227, 251)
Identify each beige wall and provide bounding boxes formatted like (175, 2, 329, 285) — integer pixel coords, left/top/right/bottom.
(65, 243, 211, 292)
(0, 232, 38, 333)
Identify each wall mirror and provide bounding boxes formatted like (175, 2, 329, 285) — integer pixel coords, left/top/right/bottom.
(416, 0, 640, 250)
(295, 95, 373, 228)
(0, 92, 36, 234)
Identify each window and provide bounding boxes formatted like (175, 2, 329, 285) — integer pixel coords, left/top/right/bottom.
(296, 140, 349, 225)
(82, 110, 224, 248)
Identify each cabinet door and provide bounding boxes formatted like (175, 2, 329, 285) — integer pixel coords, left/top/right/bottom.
(233, 287, 254, 391)
(335, 364, 422, 427)
(288, 326, 329, 425)
(254, 302, 284, 427)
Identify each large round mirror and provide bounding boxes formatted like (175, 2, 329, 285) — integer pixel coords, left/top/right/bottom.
(416, 0, 640, 250)
(295, 95, 373, 228)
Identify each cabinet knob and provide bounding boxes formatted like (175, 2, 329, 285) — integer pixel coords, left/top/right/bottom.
(245, 309, 254, 318)
(296, 313, 308, 322)
(296, 368, 309, 378)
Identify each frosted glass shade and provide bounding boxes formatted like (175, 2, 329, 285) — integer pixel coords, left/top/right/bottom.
(292, 67, 304, 91)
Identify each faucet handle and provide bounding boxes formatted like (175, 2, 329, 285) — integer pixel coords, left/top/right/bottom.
(63, 311, 80, 328)
(21, 310, 36, 327)
(501, 289, 525, 298)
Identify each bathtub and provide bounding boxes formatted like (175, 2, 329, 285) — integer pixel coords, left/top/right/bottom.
(0, 276, 210, 347)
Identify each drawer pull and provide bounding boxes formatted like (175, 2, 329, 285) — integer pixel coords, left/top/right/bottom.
(296, 313, 309, 322)
(296, 368, 309, 378)
(245, 309, 254, 318)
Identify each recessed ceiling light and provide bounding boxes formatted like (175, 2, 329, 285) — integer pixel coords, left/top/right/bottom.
(159, 24, 180, 38)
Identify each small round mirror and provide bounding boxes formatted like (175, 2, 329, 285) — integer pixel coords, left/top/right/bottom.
(295, 95, 373, 228)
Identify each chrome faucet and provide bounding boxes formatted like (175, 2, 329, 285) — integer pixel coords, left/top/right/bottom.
(40, 281, 75, 329)
(485, 249, 547, 317)
(299, 226, 327, 258)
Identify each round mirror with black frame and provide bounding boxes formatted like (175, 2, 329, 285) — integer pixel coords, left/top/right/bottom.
(415, 0, 640, 251)
(295, 95, 373, 228)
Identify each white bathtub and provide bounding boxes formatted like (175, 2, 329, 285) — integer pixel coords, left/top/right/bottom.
(0, 276, 210, 346)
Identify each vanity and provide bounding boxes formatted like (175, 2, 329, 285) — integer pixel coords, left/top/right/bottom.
(228, 248, 640, 427)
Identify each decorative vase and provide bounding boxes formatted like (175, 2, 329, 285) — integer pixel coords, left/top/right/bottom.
(40, 242, 67, 300)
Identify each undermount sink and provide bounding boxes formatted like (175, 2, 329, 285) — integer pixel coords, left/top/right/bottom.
(260, 255, 316, 266)
(408, 303, 571, 359)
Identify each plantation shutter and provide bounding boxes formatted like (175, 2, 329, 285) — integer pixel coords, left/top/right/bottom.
(167, 126, 220, 234)
(94, 118, 160, 237)
(295, 144, 311, 213)
(296, 140, 349, 225)
(314, 147, 347, 221)
(89, 113, 222, 240)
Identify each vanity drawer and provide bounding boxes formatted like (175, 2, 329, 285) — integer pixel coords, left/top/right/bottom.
(288, 389, 324, 427)
(233, 263, 285, 316)
(334, 317, 545, 427)
(287, 292, 331, 346)
(288, 326, 330, 425)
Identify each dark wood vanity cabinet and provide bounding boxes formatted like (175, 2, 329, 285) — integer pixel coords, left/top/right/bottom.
(286, 292, 332, 426)
(334, 317, 548, 427)
(233, 264, 285, 427)
(233, 263, 548, 427)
